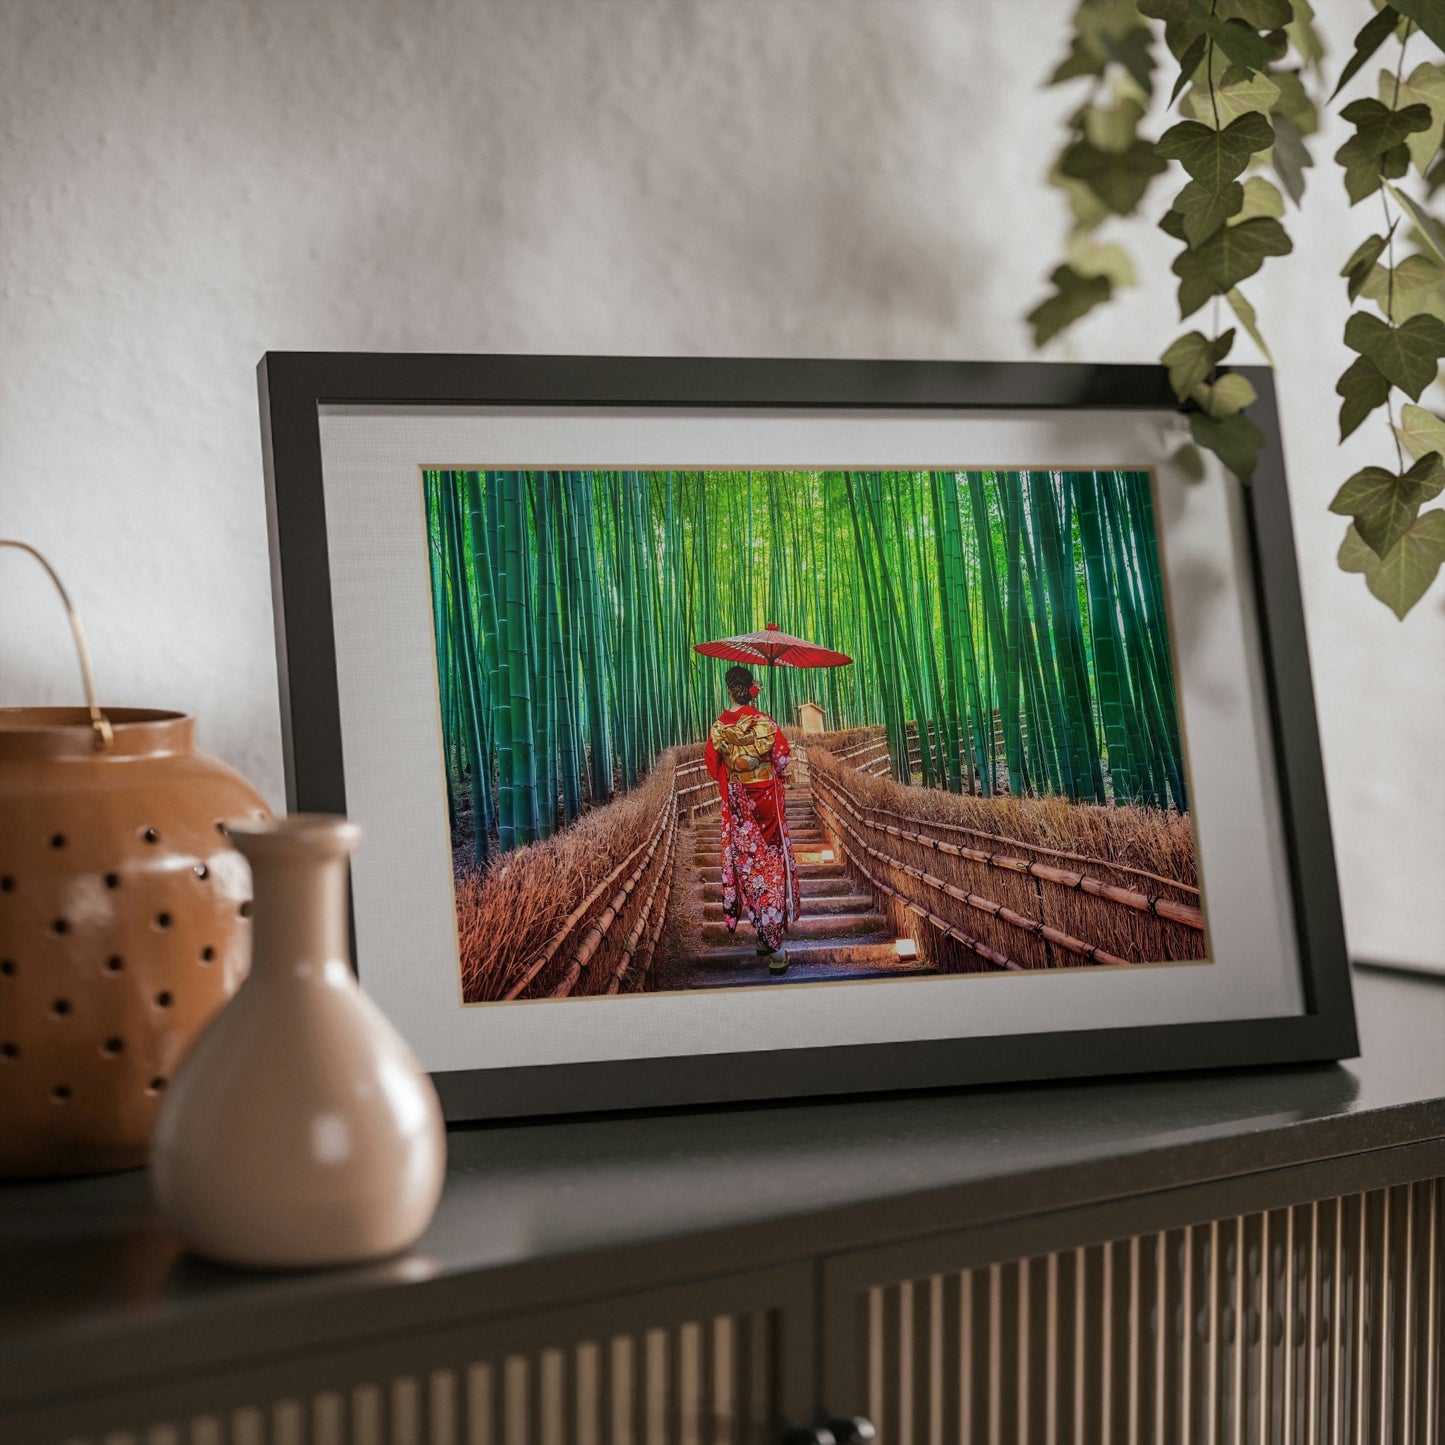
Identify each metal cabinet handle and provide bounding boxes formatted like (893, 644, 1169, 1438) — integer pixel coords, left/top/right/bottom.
(825, 1419, 877, 1445)
(781, 1415, 875, 1444)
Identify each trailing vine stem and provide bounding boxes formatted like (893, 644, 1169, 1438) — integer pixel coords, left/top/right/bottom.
(1383, 22, 1411, 472)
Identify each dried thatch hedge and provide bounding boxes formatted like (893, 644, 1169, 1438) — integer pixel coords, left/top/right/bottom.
(455, 749, 679, 1002)
(808, 741, 1204, 973)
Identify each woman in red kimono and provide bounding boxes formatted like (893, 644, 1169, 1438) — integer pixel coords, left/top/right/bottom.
(703, 665, 801, 974)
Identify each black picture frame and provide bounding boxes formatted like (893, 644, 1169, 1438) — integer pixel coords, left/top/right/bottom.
(257, 353, 1357, 1121)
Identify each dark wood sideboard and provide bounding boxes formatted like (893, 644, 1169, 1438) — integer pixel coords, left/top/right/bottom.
(1, 965, 1441, 1445)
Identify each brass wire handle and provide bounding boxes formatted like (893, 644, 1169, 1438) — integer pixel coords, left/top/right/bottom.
(0, 539, 113, 750)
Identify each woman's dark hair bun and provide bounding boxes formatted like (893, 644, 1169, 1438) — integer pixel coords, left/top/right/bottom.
(724, 664, 754, 701)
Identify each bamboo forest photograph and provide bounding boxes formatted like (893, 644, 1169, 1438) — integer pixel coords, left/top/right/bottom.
(422, 467, 1209, 1005)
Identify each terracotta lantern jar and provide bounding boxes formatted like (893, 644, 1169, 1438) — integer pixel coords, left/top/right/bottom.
(0, 707, 270, 1176)
(1, 535, 269, 1177)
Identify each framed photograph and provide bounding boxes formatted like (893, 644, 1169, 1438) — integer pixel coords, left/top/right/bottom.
(257, 354, 1356, 1121)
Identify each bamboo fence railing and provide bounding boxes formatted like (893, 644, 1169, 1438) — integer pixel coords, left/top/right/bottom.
(501, 756, 680, 1000)
(675, 756, 720, 821)
(809, 737, 1206, 973)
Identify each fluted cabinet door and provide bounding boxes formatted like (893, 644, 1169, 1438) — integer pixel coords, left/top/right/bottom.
(9, 1263, 814, 1445)
(821, 1180, 1442, 1445)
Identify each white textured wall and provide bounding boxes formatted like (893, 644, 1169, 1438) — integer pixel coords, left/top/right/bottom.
(1, 0, 1440, 969)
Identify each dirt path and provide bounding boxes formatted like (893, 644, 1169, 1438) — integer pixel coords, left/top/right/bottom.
(667, 752, 937, 990)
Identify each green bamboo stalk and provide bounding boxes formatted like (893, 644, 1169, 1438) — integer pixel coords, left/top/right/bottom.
(423, 473, 458, 828)
(844, 471, 908, 780)
(439, 474, 491, 865)
(1074, 470, 1136, 804)
(500, 471, 539, 842)
(572, 471, 612, 805)
(530, 472, 560, 836)
(552, 473, 585, 822)
(968, 473, 1022, 794)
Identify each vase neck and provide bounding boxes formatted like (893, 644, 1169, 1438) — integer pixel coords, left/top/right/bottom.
(247, 851, 351, 974)
(229, 816, 361, 976)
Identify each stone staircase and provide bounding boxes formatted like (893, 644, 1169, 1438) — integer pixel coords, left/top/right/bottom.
(676, 759, 935, 989)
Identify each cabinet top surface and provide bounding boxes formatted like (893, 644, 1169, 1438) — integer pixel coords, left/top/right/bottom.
(1, 966, 1442, 1386)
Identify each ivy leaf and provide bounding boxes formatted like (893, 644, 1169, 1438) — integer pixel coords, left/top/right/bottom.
(1381, 61, 1445, 174)
(1286, 0, 1326, 72)
(1237, 175, 1285, 221)
(1271, 69, 1320, 135)
(1330, 4, 1402, 101)
(1192, 371, 1260, 415)
(1341, 232, 1391, 301)
(1100, 27, 1159, 96)
(1173, 216, 1293, 317)
(1428, 150, 1445, 196)
(1336, 98, 1432, 204)
(1050, 163, 1113, 232)
(1027, 265, 1114, 346)
(1184, 0, 1279, 74)
(1157, 112, 1274, 191)
(1066, 236, 1138, 287)
(1336, 353, 1392, 439)
(1216, 0, 1294, 25)
(1051, 32, 1109, 84)
(1162, 327, 1236, 400)
(1059, 138, 1169, 215)
(1394, 402, 1445, 460)
(1337, 520, 1379, 573)
(1159, 207, 1188, 241)
(1393, 0, 1445, 54)
(1190, 408, 1266, 482)
(1183, 66, 1282, 126)
(1386, 181, 1445, 265)
(1343, 141, 1412, 205)
(1171, 33, 1209, 104)
(1359, 252, 1445, 322)
(1328, 452, 1445, 555)
(1337, 99, 1433, 164)
(1343, 310, 1445, 398)
(1139, 0, 1207, 63)
(1340, 509, 1445, 617)
(1084, 97, 1148, 152)
(1270, 111, 1313, 205)
(1227, 286, 1274, 361)
(1178, 178, 1245, 243)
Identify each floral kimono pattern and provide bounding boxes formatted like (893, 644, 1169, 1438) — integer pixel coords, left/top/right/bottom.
(703, 705, 801, 952)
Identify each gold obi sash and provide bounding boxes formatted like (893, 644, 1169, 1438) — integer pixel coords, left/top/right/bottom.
(711, 714, 777, 785)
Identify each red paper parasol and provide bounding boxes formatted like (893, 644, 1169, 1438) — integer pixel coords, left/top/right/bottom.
(693, 622, 853, 669)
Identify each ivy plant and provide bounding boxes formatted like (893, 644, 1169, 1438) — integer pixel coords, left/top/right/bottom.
(1327, 4, 1445, 618)
(1032, 0, 1445, 618)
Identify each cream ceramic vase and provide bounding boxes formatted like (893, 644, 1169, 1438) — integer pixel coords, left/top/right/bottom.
(150, 815, 446, 1269)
